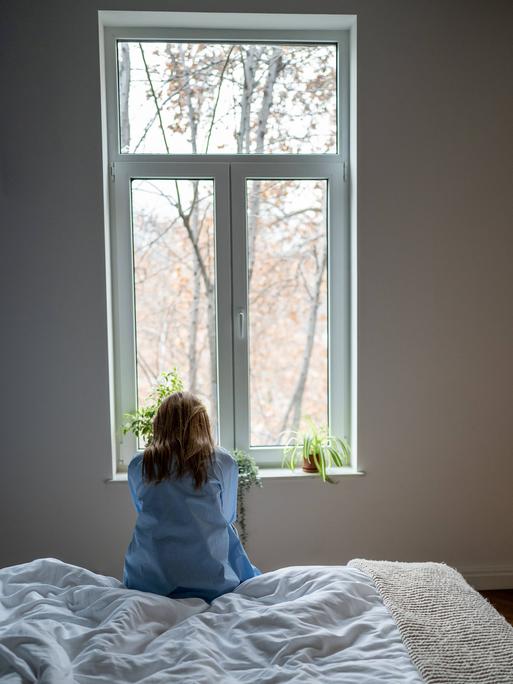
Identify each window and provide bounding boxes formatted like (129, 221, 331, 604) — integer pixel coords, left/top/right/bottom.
(103, 24, 352, 469)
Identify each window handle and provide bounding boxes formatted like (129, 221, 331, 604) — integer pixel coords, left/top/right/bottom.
(238, 309, 246, 339)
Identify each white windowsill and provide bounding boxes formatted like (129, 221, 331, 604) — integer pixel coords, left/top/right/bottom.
(105, 467, 364, 484)
(257, 467, 365, 480)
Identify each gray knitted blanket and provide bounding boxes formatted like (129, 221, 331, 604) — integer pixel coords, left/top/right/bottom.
(348, 559, 513, 684)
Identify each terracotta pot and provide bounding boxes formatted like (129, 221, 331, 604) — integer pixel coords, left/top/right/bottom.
(302, 454, 319, 473)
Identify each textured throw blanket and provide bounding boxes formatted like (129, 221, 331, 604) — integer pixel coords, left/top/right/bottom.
(349, 559, 513, 684)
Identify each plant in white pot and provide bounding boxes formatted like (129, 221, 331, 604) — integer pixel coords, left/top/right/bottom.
(282, 419, 351, 483)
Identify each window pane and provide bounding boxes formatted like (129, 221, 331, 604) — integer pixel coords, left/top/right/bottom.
(131, 179, 218, 435)
(118, 41, 336, 155)
(247, 179, 328, 446)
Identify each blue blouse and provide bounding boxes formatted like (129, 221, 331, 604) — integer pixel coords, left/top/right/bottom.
(123, 447, 260, 602)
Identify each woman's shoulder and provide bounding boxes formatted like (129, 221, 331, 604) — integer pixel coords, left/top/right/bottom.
(213, 446, 236, 467)
(128, 453, 143, 477)
(128, 452, 143, 468)
(211, 446, 236, 479)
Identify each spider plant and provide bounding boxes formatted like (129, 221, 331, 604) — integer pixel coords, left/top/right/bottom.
(282, 420, 351, 483)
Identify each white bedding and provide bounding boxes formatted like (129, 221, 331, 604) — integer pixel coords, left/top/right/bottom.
(0, 558, 422, 683)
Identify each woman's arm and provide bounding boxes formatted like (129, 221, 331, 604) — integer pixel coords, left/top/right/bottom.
(127, 455, 143, 513)
(217, 450, 238, 525)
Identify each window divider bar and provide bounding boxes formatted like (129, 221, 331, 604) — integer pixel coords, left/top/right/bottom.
(110, 154, 345, 165)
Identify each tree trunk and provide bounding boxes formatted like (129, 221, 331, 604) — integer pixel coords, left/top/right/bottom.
(207, 283, 217, 429)
(188, 190, 201, 393)
(255, 49, 282, 153)
(247, 49, 283, 285)
(280, 247, 327, 434)
(158, 306, 170, 371)
(175, 45, 202, 393)
(237, 46, 258, 153)
(177, 44, 198, 154)
(119, 43, 131, 151)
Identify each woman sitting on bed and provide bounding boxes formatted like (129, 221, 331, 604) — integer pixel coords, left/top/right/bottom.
(124, 391, 260, 602)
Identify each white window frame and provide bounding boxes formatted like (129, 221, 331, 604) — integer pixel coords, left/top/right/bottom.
(101, 20, 354, 471)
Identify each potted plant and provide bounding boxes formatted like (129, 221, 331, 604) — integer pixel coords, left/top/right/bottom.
(122, 369, 184, 447)
(282, 419, 351, 483)
(122, 370, 262, 542)
(233, 449, 262, 545)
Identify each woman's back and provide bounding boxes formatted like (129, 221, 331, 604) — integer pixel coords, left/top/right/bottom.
(124, 446, 260, 601)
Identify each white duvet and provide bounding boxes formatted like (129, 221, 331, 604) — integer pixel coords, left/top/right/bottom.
(0, 558, 422, 683)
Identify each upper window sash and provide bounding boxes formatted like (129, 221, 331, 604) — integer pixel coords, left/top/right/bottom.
(104, 27, 349, 163)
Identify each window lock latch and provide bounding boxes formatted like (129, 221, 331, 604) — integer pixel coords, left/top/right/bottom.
(238, 309, 246, 339)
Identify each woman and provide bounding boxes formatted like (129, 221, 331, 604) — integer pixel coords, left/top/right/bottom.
(124, 391, 260, 602)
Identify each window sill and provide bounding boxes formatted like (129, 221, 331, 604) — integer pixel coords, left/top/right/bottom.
(258, 467, 364, 480)
(105, 466, 364, 484)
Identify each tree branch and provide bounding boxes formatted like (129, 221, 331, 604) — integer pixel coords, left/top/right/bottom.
(138, 42, 170, 153)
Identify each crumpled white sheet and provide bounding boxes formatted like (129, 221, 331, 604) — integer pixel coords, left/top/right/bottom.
(0, 558, 422, 683)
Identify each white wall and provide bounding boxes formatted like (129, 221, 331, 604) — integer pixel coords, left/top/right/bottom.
(1, 0, 512, 587)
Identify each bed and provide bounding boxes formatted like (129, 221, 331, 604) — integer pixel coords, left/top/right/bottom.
(0, 558, 512, 683)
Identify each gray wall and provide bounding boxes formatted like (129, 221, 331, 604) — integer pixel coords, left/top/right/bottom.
(1, 0, 512, 582)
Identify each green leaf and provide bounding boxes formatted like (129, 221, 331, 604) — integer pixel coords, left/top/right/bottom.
(121, 368, 184, 444)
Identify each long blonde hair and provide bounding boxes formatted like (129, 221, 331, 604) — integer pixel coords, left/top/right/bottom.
(142, 392, 215, 488)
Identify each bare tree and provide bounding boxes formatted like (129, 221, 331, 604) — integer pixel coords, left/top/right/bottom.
(129, 41, 334, 440)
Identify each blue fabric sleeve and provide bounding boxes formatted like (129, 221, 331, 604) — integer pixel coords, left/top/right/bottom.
(128, 455, 143, 513)
(219, 452, 238, 525)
